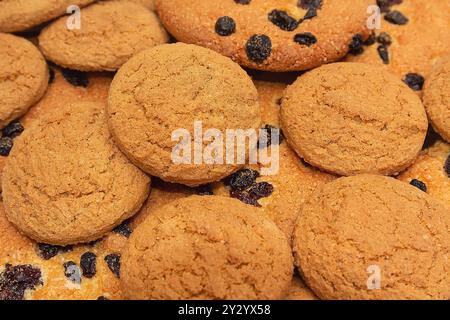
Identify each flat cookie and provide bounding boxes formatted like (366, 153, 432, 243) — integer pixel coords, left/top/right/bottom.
(0, 0, 96, 33)
(293, 174, 450, 300)
(0, 33, 48, 129)
(121, 196, 293, 300)
(156, 0, 372, 72)
(346, 0, 450, 92)
(107, 43, 261, 186)
(280, 62, 428, 176)
(423, 56, 450, 142)
(39, 1, 169, 71)
(2, 102, 150, 245)
(398, 140, 450, 209)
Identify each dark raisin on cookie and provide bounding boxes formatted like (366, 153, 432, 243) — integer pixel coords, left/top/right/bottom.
(377, 0, 403, 13)
(268, 10, 299, 31)
(104, 254, 121, 279)
(63, 261, 82, 284)
(445, 154, 450, 178)
(348, 34, 364, 55)
(0, 264, 42, 300)
(403, 73, 425, 91)
(37, 243, 73, 260)
(384, 10, 409, 25)
(2, 121, 24, 138)
(224, 169, 260, 191)
(61, 68, 89, 87)
(258, 124, 284, 149)
(294, 32, 317, 46)
(377, 32, 392, 46)
(410, 179, 427, 193)
(48, 67, 55, 84)
(377, 45, 390, 64)
(246, 35, 272, 63)
(234, 0, 251, 4)
(113, 220, 132, 238)
(215, 16, 236, 36)
(80, 252, 97, 278)
(298, 0, 323, 10)
(230, 189, 261, 207)
(363, 32, 376, 46)
(195, 184, 214, 196)
(248, 182, 274, 199)
(0, 137, 13, 157)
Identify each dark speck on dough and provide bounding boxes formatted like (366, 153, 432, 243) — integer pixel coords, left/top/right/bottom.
(113, 220, 133, 238)
(104, 254, 121, 278)
(384, 10, 409, 25)
(403, 73, 425, 91)
(80, 252, 97, 278)
(0, 264, 42, 300)
(246, 35, 272, 63)
(0, 137, 13, 157)
(215, 16, 236, 36)
(37, 243, 73, 260)
(268, 10, 299, 31)
(348, 34, 364, 55)
(445, 154, 450, 178)
(410, 179, 427, 192)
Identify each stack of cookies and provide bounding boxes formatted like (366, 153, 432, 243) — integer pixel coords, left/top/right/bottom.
(0, 0, 449, 300)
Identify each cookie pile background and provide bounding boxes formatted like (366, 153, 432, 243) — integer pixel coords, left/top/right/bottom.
(0, 0, 449, 300)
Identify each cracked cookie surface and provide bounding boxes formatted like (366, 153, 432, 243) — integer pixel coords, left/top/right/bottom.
(2, 102, 150, 245)
(107, 43, 261, 186)
(0, 33, 48, 129)
(280, 62, 428, 176)
(293, 174, 450, 300)
(121, 196, 293, 300)
(39, 1, 169, 71)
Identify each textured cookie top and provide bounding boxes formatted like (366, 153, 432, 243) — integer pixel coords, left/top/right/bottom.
(293, 174, 450, 300)
(107, 43, 261, 186)
(156, 0, 372, 72)
(121, 196, 293, 300)
(0, 0, 96, 33)
(280, 62, 428, 176)
(2, 102, 150, 245)
(39, 1, 169, 71)
(0, 33, 48, 129)
(423, 56, 450, 143)
(126, 0, 155, 10)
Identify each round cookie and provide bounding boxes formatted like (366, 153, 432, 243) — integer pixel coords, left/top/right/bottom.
(2, 102, 150, 245)
(0, 33, 48, 129)
(39, 1, 169, 71)
(293, 174, 450, 300)
(346, 0, 450, 92)
(156, 0, 372, 72)
(121, 196, 293, 300)
(280, 62, 428, 176)
(398, 140, 450, 209)
(0, 0, 96, 33)
(107, 43, 261, 186)
(423, 56, 450, 142)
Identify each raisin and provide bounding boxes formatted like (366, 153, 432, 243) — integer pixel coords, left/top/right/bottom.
(230, 190, 261, 207)
(377, 32, 392, 46)
(348, 34, 364, 55)
(195, 184, 214, 196)
(422, 126, 440, 150)
(224, 169, 260, 191)
(268, 10, 299, 31)
(403, 73, 425, 91)
(0, 264, 42, 300)
(302, 8, 318, 20)
(384, 10, 408, 25)
(61, 68, 89, 87)
(97, 296, 109, 300)
(215, 16, 236, 36)
(409, 179, 427, 193)
(234, 0, 251, 4)
(258, 124, 284, 149)
(377, 0, 403, 13)
(445, 154, 450, 178)
(298, 0, 323, 10)
(0, 137, 13, 157)
(363, 32, 376, 46)
(113, 220, 132, 238)
(246, 35, 272, 63)
(63, 261, 82, 284)
(248, 182, 274, 199)
(37, 243, 72, 260)
(48, 67, 55, 84)
(2, 121, 24, 138)
(377, 45, 390, 64)
(104, 254, 121, 278)
(80, 252, 97, 278)
(294, 32, 317, 46)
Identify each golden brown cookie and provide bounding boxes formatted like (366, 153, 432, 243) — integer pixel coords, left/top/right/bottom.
(39, 1, 169, 71)
(2, 102, 150, 245)
(156, 0, 372, 72)
(280, 62, 428, 176)
(121, 196, 293, 300)
(0, 33, 48, 129)
(346, 0, 450, 92)
(293, 174, 450, 300)
(124, 0, 155, 10)
(0, 0, 96, 33)
(107, 43, 261, 186)
(423, 56, 450, 142)
(285, 275, 318, 300)
(398, 140, 450, 209)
